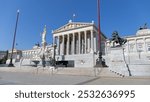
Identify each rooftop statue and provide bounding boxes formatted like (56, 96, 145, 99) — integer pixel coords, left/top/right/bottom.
(110, 31, 127, 47)
(35, 42, 40, 47)
(139, 23, 148, 30)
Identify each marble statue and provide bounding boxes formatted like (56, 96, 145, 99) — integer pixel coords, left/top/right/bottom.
(41, 25, 47, 67)
(42, 25, 47, 44)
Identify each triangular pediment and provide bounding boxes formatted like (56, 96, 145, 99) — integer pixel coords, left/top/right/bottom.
(53, 21, 94, 33)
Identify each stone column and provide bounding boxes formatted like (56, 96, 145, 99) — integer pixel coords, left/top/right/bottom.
(78, 32, 81, 54)
(127, 40, 129, 53)
(74, 35, 77, 54)
(127, 40, 131, 64)
(59, 36, 61, 55)
(93, 32, 97, 52)
(81, 34, 84, 54)
(135, 39, 137, 52)
(53, 36, 55, 45)
(143, 38, 146, 52)
(59, 36, 62, 55)
(76, 35, 78, 54)
(56, 36, 59, 55)
(62, 35, 64, 55)
(72, 33, 75, 55)
(67, 34, 69, 55)
(87, 33, 90, 53)
(96, 32, 98, 52)
(91, 30, 94, 53)
(84, 31, 87, 54)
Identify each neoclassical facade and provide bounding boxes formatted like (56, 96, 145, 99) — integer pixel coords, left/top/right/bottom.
(105, 28, 150, 76)
(106, 28, 150, 62)
(53, 21, 107, 67)
(7, 21, 107, 68)
(20, 45, 53, 66)
(126, 29, 150, 54)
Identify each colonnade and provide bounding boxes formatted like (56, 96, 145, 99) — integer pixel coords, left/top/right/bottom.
(54, 30, 97, 55)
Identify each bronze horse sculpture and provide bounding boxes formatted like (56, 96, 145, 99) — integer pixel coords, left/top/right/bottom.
(110, 31, 127, 47)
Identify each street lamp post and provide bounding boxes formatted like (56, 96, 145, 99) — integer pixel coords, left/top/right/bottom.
(8, 10, 20, 67)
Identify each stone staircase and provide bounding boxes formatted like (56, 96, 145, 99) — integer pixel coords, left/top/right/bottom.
(51, 67, 121, 77)
(0, 65, 122, 77)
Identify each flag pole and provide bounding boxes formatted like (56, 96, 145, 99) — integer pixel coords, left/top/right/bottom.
(8, 10, 20, 67)
(73, 14, 75, 22)
(95, 0, 103, 67)
(98, 0, 101, 50)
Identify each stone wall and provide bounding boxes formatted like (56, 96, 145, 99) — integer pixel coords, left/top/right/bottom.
(105, 47, 150, 76)
(106, 47, 130, 76)
(56, 53, 95, 68)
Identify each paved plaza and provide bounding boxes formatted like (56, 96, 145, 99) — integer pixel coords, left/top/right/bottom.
(0, 66, 150, 85)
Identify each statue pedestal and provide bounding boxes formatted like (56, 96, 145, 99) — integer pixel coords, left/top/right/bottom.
(109, 47, 131, 76)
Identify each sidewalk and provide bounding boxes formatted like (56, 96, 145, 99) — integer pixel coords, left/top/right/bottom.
(0, 66, 150, 79)
(0, 66, 150, 85)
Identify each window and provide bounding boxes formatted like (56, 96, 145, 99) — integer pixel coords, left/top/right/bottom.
(137, 43, 144, 52)
(129, 43, 135, 52)
(146, 43, 150, 51)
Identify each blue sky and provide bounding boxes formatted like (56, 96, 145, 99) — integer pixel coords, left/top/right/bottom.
(0, 0, 150, 50)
